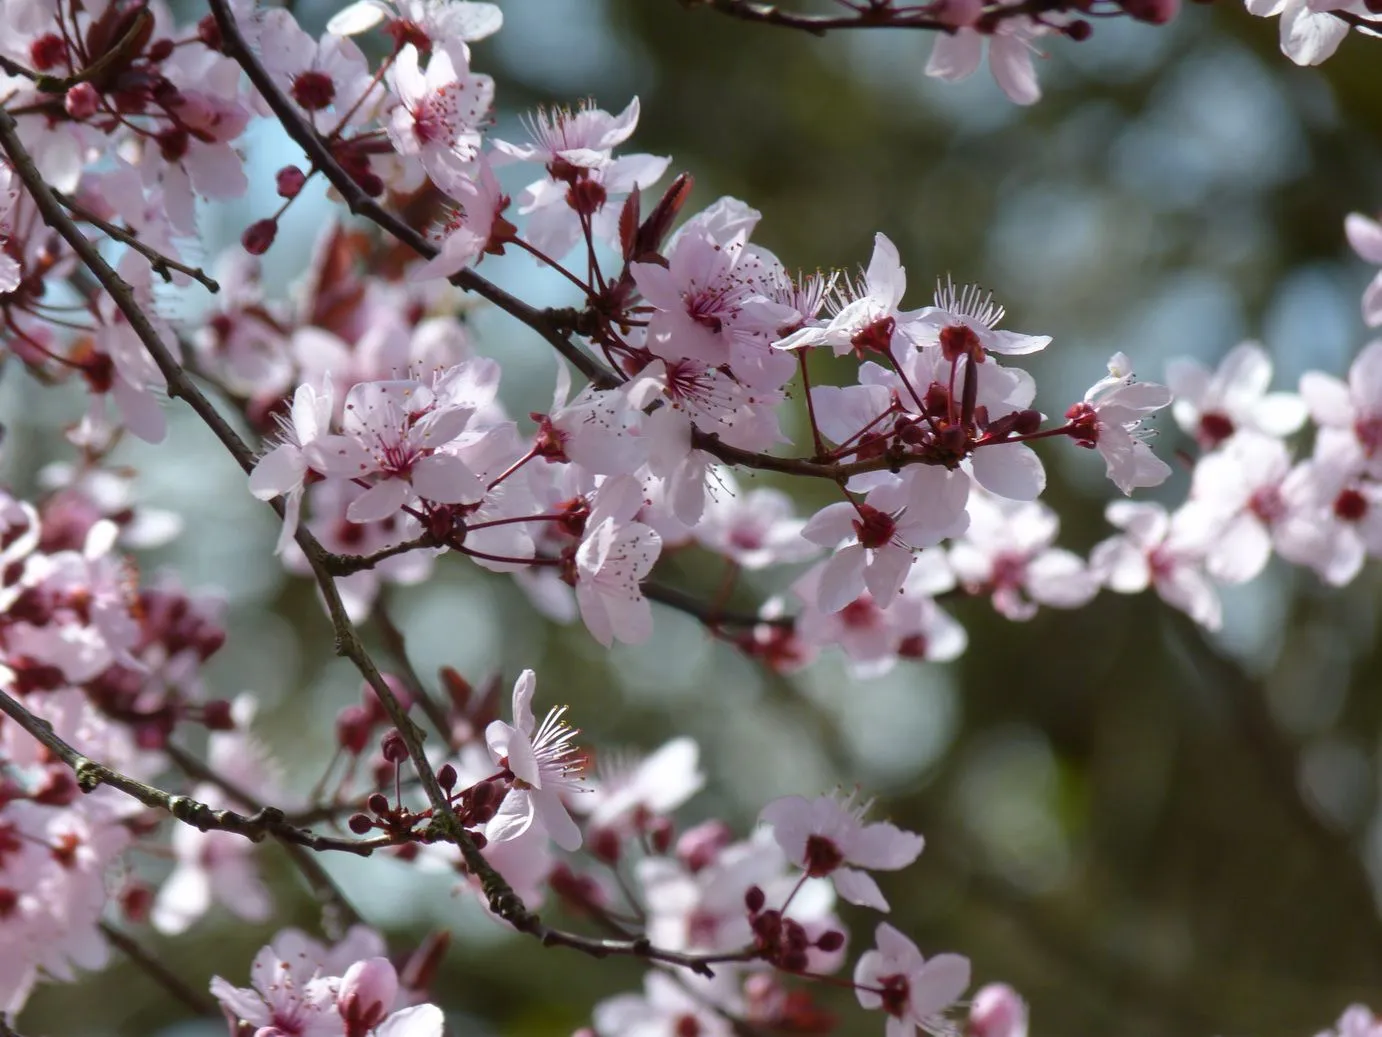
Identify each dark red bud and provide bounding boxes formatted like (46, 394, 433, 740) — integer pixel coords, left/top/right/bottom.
(276, 165, 307, 199)
(745, 885, 766, 915)
(348, 813, 374, 834)
(816, 930, 846, 953)
(241, 218, 278, 256)
(366, 792, 391, 816)
(437, 763, 457, 792)
(202, 699, 235, 730)
(380, 728, 408, 764)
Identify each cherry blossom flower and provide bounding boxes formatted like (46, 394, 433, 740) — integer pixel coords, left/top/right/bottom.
(948, 492, 1098, 620)
(328, 0, 503, 46)
(802, 472, 970, 614)
(1274, 450, 1382, 586)
(1090, 501, 1222, 629)
(1346, 212, 1382, 327)
(411, 155, 513, 281)
(210, 943, 341, 1037)
(632, 198, 795, 386)
(760, 791, 924, 911)
(581, 737, 705, 832)
(693, 470, 818, 569)
(250, 381, 334, 553)
(386, 42, 494, 180)
(913, 276, 1050, 357)
(306, 374, 486, 523)
(1066, 353, 1174, 494)
(1315, 1004, 1382, 1037)
(1165, 342, 1307, 449)
(1300, 338, 1382, 478)
(593, 971, 733, 1037)
(776, 233, 921, 358)
(854, 923, 970, 1037)
(152, 697, 278, 935)
(1183, 432, 1299, 584)
(794, 551, 966, 678)
(485, 669, 587, 851)
(1244, 0, 1356, 66)
(925, 18, 1047, 106)
(258, 8, 374, 124)
(495, 99, 670, 260)
(574, 477, 662, 646)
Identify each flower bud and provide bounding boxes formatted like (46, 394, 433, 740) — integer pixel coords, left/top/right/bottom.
(336, 704, 373, 755)
(348, 813, 374, 834)
(816, 929, 845, 953)
(677, 819, 733, 873)
(968, 983, 1028, 1037)
(366, 792, 391, 817)
(64, 83, 101, 120)
(380, 728, 408, 763)
(202, 699, 235, 730)
(338, 957, 398, 1037)
(275, 165, 307, 199)
(437, 763, 457, 792)
(241, 218, 278, 256)
(745, 885, 766, 915)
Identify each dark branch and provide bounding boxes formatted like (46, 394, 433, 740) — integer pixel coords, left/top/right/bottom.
(53, 190, 221, 292)
(98, 921, 220, 1017)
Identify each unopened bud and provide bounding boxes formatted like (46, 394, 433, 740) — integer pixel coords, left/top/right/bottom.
(336, 704, 373, 754)
(348, 813, 374, 835)
(202, 699, 235, 730)
(745, 885, 766, 915)
(437, 763, 457, 792)
(380, 728, 408, 764)
(339, 958, 398, 1037)
(366, 792, 391, 817)
(64, 83, 100, 120)
(276, 165, 307, 198)
(968, 983, 1028, 1037)
(241, 218, 277, 256)
(816, 929, 845, 953)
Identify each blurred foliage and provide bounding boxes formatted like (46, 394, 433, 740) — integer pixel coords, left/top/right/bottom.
(16, 2, 1382, 1037)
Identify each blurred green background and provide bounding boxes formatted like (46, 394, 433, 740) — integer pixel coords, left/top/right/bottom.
(7, 1, 1382, 1035)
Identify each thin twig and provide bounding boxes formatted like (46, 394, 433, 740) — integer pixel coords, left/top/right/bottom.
(0, 687, 388, 855)
(164, 743, 369, 934)
(98, 921, 220, 1017)
(53, 190, 221, 292)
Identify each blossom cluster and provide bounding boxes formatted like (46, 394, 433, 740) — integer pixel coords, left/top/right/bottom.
(0, 0, 1380, 1035)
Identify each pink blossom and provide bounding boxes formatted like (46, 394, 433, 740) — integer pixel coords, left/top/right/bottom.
(210, 944, 341, 1037)
(593, 971, 733, 1037)
(948, 492, 1097, 620)
(1299, 338, 1382, 478)
(250, 381, 334, 553)
(693, 470, 817, 569)
(581, 737, 705, 832)
(387, 42, 494, 180)
(803, 473, 970, 614)
(925, 18, 1047, 106)
(968, 983, 1029, 1037)
(328, 0, 503, 46)
(1090, 501, 1222, 629)
(854, 923, 970, 1037)
(574, 478, 662, 646)
(485, 669, 587, 851)
(913, 276, 1050, 357)
(759, 791, 924, 911)
(307, 374, 486, 523)
(1346, 213, 1382, 327)
(1066, 353, 1174, 494)
(1165, 342, 1307, 449)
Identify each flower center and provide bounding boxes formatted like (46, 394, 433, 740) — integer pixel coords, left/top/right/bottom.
(803, 833, 845, 877)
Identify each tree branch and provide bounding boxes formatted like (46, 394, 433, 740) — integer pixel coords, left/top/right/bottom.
(98, 921, 220, 1017)
(53, 190, 221, 293)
